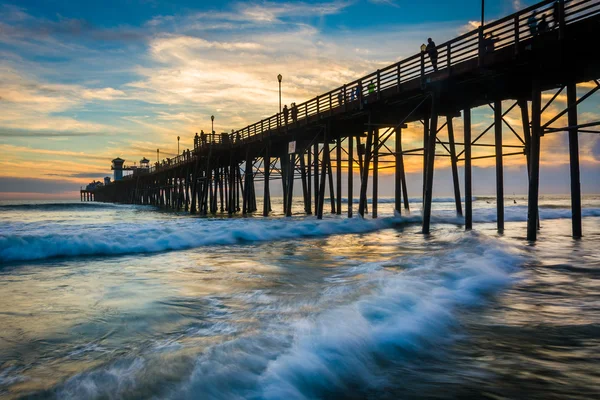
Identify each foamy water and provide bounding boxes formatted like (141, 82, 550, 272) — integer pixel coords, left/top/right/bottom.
(0, 196, 599, 399)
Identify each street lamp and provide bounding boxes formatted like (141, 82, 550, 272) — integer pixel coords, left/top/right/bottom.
(211, 115, 215, 134)
(157, 148, 159, 163)
(177, 136, 180, 155)
(420, 43, 427, 52)
(481, 0, 485, 27)
(277, 74, 282, 113)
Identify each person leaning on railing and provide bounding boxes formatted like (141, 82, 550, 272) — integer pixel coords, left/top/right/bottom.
(528, 10, 538, 36)
(426, 38, 438, 71)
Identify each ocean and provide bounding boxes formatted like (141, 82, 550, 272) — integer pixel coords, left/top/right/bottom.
(0, 196, 599, 399)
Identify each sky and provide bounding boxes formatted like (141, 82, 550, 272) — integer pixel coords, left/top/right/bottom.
(0, 0, 599, 200)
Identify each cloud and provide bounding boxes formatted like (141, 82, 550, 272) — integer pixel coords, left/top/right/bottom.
(512, 0, 523, 12)
(368, 0, 400, 8)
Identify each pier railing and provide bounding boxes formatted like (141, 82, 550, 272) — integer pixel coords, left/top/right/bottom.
(229, 0, 598, 144)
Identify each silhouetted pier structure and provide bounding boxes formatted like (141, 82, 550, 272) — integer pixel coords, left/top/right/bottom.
(88, 0, 600, 241)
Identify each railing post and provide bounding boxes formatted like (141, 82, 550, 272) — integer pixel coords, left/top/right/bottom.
(317, 96, 320, 118)
(514, 15, 520, 55)
(558, 0, 566, 40)
(358, 80, 363, 108)
(343, 84, 347, 111)
(420, 51, 425, 89)
(377, 69, 381, 100)
(305, 103, 308, 124)
(478, 25, 484, 66)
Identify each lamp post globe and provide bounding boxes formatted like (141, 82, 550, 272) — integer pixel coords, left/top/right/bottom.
(421, 43, 427, 52)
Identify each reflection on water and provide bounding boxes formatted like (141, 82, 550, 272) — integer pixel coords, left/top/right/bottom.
(0, 197, 599, 399)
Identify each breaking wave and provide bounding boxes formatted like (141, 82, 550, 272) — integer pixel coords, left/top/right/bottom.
(0, 202, 128, 212)
(54, 233, 525, 399)
(0, 216, 419, 264)
(1, 204, 599, 264)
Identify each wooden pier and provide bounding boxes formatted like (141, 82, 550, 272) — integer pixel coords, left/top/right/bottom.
(90, 0, 600, 241)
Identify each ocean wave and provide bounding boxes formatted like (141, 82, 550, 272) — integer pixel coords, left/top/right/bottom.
(54, 233, 524, 399)
(470, 206, 600, 223)
(0, 216, 420, 264)
(342, 196, 477, 204)
(0, 202, 129, 212)
(2, 205, 599, 264)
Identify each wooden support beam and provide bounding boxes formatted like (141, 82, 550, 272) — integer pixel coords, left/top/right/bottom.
(243, 153, 251, 214)
(422, 94, 439, 234)
(527, 80, 542, 241)
(448, 116, 462, 216)
(219, 166, 224, 212)
(336, 137, 342, 215)
(327, 149, 336, 214)
(348, 135, 354, 218)
(314, 143, 319, 213)
(317, 131, 329, 219)
(358, 127, 373, 217)
(422, 116, 429, 202)
(395, 128, 402, 214)
(281, 155, 288, 215)
(300, 153, 310, 214)
(263, 146, 270, 216)
(495, 100, 504, 232)
(307, 148, 312, 215)
(464, 107, 472, 230)
(567, 82, 582, 238)
(372, 128, 379, 218)
(286, 153, 295, 217)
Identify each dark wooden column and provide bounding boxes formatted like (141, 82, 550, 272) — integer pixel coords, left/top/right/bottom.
(464, 107, 473, 230)
(422, 93, 439, 234)
(527, 80, 542, 241)
(372, 128, 379, 218)
(358, 128, 373, 217)
(263, 145, 270, 216)
(494, 100, 504, 231)
(567, 82, 582, 238)
(336, 137, 342, 215)
(348, 135, 354, 218)
(447, 116, 462, 216)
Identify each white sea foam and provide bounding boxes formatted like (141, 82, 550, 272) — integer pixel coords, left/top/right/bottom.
(0, 216, 412, 263)
(1, 205, 598, 264)
(170, 233, 525, 399)
(50, 233, 525, 399)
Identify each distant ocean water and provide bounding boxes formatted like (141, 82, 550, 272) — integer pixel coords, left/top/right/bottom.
(0, 196, 599, 399)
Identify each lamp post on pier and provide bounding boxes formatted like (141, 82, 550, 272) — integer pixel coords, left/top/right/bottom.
(277, 74, 282, 127)
(211, 115, 215, 137)
(177, 136, 180, 155)
(481, 0, 485, 27)
(157, 148, 159, 163)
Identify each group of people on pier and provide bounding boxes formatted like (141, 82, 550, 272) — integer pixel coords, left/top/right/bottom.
(424, 2, 563, 72)
(282, 103, 299, 126)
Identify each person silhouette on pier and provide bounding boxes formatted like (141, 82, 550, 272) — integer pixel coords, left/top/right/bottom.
(537, 14, 549, 34)
(337, 90, 343, 106)
(426, 38, 438, 71)
(528, 10, 538, 36)
(291, 102, 298, 123)
(283, 104, 289, 125)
